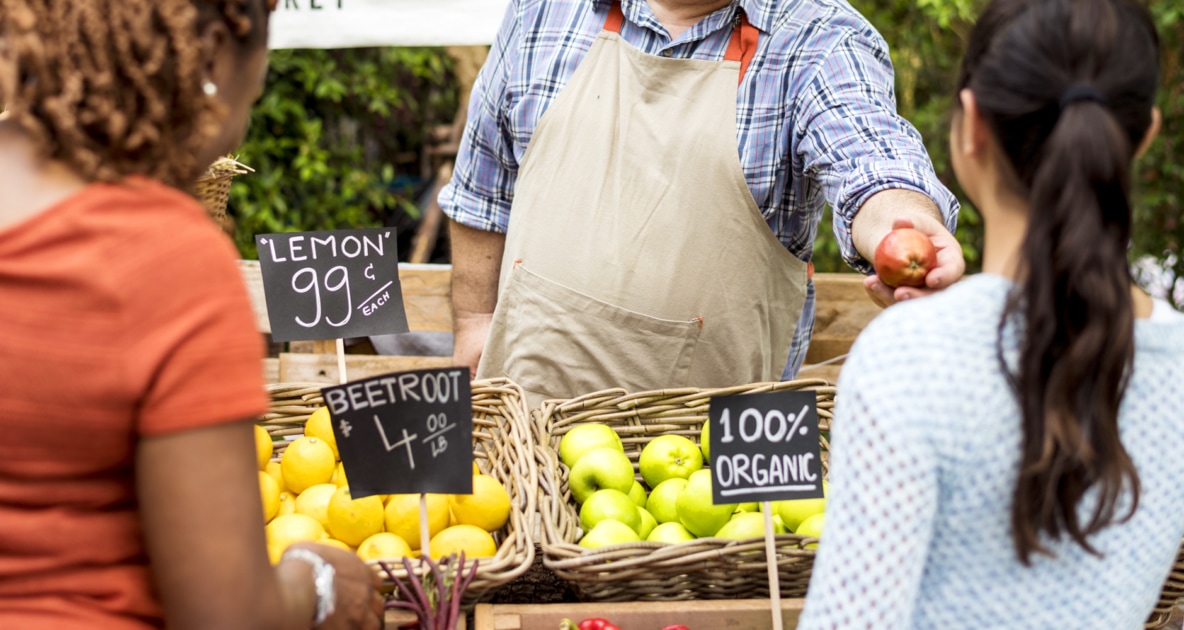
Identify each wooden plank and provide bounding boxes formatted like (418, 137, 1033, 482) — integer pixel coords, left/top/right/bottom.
(806, 272, 882, 365)
(473, 599, 806, 630)
(278, 353, 454, 384)
(262, 357, 279, 384)
(238, 259, 271, 334)
(812, 272, 872, 303)
(386, 608, 466, 629)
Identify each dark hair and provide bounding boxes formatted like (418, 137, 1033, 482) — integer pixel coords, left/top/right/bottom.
(957, 0, 1160, 564)
(0, 0, 272, 187)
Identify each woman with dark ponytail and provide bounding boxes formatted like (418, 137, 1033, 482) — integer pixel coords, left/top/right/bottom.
(800, 0, 1184, 627)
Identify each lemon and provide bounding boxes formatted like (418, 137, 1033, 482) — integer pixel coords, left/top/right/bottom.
(305, 407, 339, 461)
(260, 471, 281, 522)
(281, 436, 335, 494)
(277, 492, 297, 518)
(294, 483, 338, 529)
(327, 486, 385, 547)
(263, 461, 286, 491)
(267, 543, 284, 565)
(316, 538, 353, 553)
(255, 425, 273, 470)
(384, 494, 451, 550)
(331, 461, 348, 488)
(449, 474, 512, 532)
(428, 524, 497, 560)
(472, 461, 481, 475)
(357, 532, 413, 562)
(266, 514, 326, 553)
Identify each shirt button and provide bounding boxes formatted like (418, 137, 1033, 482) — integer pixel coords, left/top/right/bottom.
(661, 49, 673, 57)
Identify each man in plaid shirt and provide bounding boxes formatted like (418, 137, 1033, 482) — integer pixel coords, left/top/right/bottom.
(440, 0, 963, 400)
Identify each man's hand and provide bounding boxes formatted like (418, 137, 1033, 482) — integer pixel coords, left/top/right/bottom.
(453, 311, 494, 379)
(851, 190, 965, 308)
(449, 219, 506, 378)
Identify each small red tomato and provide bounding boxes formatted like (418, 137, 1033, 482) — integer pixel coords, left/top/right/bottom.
(660, 625, 691, 630)
(874, 227, 938, 288)
(576, 618, 621, 630)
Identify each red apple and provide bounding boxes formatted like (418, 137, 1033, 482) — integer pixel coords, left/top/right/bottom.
(874, 228, 937, 288)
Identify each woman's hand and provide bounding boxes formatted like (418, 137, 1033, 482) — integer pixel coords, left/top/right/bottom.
(290, 542, 386, 630)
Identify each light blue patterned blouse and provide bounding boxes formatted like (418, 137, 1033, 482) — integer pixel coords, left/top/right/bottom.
(801, 274, 1184, 629)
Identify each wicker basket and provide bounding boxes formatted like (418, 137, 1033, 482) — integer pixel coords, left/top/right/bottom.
(534, 379, 835, 602)
(1148, 544, 1184, 629)
(194, 156, 252, 235)
(259, 378, 537, 605)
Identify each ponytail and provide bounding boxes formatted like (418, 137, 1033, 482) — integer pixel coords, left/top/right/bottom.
(1001, 100, 1139, 564)
(959, 0, 1160, 565)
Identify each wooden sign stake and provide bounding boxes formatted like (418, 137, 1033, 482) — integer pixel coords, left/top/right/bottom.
(335, 338, 348, 385)
(762, 501, 784, 630)
(419, 493, 432, 561)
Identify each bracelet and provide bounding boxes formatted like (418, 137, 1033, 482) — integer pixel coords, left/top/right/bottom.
(282, 548, 337, 626)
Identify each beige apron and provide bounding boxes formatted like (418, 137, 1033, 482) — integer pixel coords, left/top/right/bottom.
(477, 1, 808, 404)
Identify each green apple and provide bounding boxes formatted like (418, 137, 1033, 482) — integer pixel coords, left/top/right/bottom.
(700, 422, 710, 463)
(579, 520, 641, 549)
(559, 424, 624, 469)
(636, 507, 657, 539)
(568, 447, 635, 504)
(773, 480, 828, 531)
(646, 521, 696, 544)
(772, 514, 788, 534)
(676, 469, 735, 538)
(796, 513, 825, 548)
(628, 481, 648, 508)
(579, 489, 641, 534)
(645, 478, 688, 524)
(639, 435, 703, 488)
(734, 502, 759, 513)
(714, 512, 767, 541)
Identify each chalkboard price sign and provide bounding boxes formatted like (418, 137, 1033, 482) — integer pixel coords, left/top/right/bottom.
(255, 228, 410, 342)
(708, 390, 824, 505)
(322, 368, 473, 498)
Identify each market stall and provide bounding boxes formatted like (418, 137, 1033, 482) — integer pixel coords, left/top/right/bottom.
(216, 5, 1184, 630)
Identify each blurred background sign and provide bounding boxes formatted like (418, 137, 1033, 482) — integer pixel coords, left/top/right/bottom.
(269, 0, 512, 49)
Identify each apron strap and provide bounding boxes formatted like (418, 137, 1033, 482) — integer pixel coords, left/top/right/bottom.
(603, 2, 760, 84)
(604, 1, 626, 33)
(724, 9, 759, 84)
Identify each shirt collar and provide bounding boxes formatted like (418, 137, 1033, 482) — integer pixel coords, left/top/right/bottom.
(592, 0, 780, 34)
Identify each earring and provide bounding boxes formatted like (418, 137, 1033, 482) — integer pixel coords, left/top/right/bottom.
(203, 81, 218, 96)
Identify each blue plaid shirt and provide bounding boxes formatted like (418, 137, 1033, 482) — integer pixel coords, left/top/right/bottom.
(439, 0, 959, 377)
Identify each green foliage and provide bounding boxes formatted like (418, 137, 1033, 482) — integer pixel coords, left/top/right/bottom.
(228, 47, 457, 258)
(819, 0, 1183, 307)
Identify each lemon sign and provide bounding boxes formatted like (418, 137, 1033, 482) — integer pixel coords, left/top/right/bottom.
(255, 228, 410, 342)
(320, 368, 473, 498)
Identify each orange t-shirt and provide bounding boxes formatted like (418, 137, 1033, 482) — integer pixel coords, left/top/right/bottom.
(0, 179, 268, 629)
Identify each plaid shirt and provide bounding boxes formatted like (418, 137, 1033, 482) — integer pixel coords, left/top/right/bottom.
(439, 0, 959, 377)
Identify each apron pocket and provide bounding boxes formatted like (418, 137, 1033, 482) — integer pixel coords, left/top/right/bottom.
(497, 264, 702, 400)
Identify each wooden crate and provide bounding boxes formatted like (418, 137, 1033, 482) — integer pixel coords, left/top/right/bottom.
(472, 599, 805, 630)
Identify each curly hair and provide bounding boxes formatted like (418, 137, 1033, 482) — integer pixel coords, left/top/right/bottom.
(0, 0, 269, 187)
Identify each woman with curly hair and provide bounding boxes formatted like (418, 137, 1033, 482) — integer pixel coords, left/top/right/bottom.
(0, 1, 383, 628)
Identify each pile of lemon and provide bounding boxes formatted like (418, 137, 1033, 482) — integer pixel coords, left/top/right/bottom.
(256, 407, 512, 565)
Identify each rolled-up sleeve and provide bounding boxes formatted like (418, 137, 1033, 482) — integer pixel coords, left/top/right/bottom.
(793, 28, 959, 273)
(437, 0, 521, 234)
